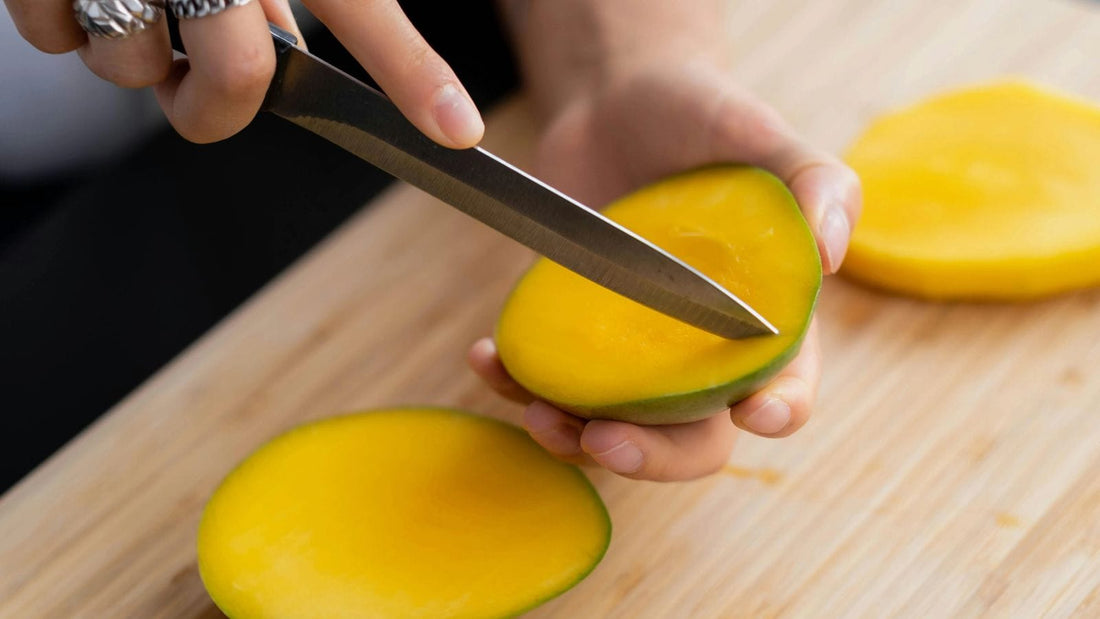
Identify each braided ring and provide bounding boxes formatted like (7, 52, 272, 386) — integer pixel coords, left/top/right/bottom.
(168, 0, 252, 19)
(73, 0, 165, 39)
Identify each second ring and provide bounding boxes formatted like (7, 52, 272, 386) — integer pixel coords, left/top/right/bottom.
(169, 0, 252, 19)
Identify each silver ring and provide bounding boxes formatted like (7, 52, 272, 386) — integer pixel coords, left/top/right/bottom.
(73, 0, 165, 39)
(169, 0, 252, 19)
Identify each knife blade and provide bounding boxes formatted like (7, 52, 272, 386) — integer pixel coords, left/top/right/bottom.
(259, 25, 776, 339)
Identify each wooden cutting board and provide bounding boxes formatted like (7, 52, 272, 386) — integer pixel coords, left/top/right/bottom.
(4, 0, 1100, 616)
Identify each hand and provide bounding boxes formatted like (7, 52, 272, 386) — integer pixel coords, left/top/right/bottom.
(470, 51, 860, 481)
(4, 0, 483, 146)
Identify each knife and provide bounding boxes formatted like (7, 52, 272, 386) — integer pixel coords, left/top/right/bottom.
(252, 24, 776, 339)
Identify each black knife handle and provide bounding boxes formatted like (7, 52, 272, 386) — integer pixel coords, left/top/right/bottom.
(267, 23, 299, 51)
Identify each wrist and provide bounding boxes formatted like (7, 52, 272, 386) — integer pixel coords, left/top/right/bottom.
(500, 0, 729, 119)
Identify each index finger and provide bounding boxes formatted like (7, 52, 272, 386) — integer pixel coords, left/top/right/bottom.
(303, 0, 483, 148)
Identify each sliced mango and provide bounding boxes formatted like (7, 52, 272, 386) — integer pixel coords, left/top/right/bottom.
(844, 81, 1100, 299)
(496, 166, 821, 425)
(197, 408, 610, 618)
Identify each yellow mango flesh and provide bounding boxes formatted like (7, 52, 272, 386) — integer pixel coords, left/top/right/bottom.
(197, 409, 610, 618)
(496, 167, 821, 424)
(844, 81, 1100, 299)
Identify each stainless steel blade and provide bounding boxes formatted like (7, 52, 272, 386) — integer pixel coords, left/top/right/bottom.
(261, 27, 777, 339)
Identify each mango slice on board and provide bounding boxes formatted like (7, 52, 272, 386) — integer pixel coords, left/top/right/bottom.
(844, 81, 1100, 299)
(197, 408, 610, 618)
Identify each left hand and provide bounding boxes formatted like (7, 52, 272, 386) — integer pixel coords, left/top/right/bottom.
(469, 59, 860, 482)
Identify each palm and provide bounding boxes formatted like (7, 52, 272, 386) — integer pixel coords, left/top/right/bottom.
(531, 65, 782, 208)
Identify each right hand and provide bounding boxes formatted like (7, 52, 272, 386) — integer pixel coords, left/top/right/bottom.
(4, 0, 484, 146)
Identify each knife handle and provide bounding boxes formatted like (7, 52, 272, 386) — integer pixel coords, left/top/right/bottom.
(267, 23, 299, 51)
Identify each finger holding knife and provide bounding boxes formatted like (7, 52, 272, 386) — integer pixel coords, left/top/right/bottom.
(3, 0, 483, 148)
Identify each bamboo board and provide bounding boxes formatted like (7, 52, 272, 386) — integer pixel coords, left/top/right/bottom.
(4, 0, 1100, 616)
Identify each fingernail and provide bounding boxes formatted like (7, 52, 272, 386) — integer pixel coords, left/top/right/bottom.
(432, 84, 483, 147)
(819, 206, 850, 274)
(742, 398, 791, 435)
(471, 337, 495, 358)
(523, 402, 583, 456)
(539, 424, 583, 456)
(523, 401, 560, 432)
(592, 441, 644, 474)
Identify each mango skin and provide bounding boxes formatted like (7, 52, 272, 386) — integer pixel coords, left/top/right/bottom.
(496, 167, 821, 426)
(561, 337, 808, 424)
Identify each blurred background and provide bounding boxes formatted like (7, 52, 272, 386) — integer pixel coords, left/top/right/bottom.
(0, 1, 518, 490)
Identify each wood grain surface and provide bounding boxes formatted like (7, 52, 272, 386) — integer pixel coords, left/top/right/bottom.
(4, 0, 1100, 617)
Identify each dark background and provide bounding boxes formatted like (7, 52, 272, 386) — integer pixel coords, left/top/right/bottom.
(0, 2, 519, 491)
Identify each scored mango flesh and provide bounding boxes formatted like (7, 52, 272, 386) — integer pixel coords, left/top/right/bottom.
(844, 81, 1100, 299)
(197, 409, 610, 618)
(496, 167, 821, 424)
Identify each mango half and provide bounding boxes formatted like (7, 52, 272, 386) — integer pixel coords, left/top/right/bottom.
(496, 166, 821, 425)
(197, 408, 610, 618)
(844, 81, 1100, 299)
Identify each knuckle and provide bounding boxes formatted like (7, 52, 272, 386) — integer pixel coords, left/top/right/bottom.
(404, 40, 433, 70)
(744, 106, 790, 147)
(402, 41, 451, 85)
(784, 157, 836, 195)
(711, 92, 792, 162)
(99, 63, 164, 89)
(80, 42, 173, 89)
(840, 165, 865, 217)
(203, 43, 275, 96)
